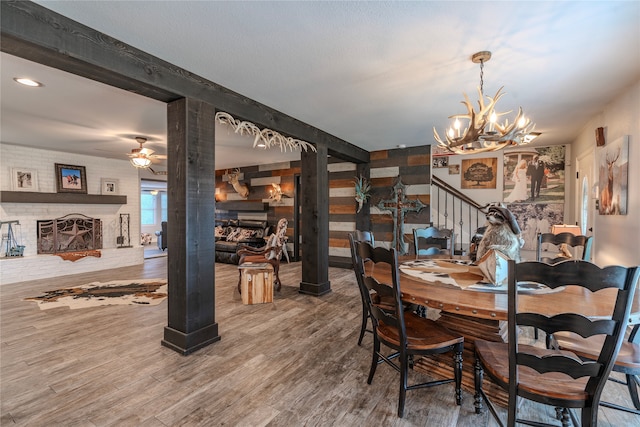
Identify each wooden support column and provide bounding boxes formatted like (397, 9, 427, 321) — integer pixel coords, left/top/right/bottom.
(299, 145, 331, 296)
(162, 98, 220, 355)
(355, 163, 371, 232)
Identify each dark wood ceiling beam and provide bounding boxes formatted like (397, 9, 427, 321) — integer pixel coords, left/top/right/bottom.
(0, 1, 369, 164)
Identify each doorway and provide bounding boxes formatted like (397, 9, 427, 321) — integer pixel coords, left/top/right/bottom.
(575, 149, 595, 238)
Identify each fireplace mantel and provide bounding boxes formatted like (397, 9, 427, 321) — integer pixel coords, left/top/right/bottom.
(1, 191, 127, 205)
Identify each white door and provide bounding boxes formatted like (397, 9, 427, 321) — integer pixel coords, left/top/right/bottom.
(576, 149, 595, 239)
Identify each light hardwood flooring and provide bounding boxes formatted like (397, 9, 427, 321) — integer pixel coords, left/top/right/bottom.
(1, 258, 638, 426)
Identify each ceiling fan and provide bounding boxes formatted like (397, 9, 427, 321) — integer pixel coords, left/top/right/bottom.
(128, 136, 166, 169)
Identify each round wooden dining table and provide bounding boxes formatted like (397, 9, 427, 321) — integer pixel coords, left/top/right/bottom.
(369, 256, 640, 405)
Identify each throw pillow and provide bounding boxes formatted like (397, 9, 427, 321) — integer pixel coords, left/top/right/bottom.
(214, 226, 226, 238)
(237, 229, 256, 240)
(226, 228, 241, 242)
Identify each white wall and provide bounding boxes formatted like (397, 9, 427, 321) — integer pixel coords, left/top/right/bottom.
(571, 79, 640, 267)
(0, 144, 144, 284)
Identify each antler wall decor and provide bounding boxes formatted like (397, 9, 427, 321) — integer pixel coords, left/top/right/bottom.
(215, 112, 317, 153)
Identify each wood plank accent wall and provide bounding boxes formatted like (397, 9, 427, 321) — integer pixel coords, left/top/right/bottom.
(216, 145, 432, 269)
(215, 162, 300, 259)
(329, 146, 432, 268)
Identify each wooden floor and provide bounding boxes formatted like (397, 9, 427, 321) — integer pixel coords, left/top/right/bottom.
(1, 258, 638, 426)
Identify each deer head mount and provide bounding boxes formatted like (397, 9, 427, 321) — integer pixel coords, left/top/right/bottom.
(225, 168, 250, 198)
(600, 146, 621, 214)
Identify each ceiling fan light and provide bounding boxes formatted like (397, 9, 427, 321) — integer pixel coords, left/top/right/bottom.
(130, 156, 152, 168)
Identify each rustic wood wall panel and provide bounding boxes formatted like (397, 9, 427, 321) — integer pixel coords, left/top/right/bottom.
(215, 146, 431, 268)
(368, 146, 431, 257)
(326, 146, 432, 267)
(214, 161, 299, 258)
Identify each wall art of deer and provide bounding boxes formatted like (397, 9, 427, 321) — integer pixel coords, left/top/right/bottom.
(226, 168, 249, 199)
(600, 146, 620, 215)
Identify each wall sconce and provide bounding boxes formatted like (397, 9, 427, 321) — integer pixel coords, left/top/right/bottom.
(215, 188, 221, 202)
(269, 183, 284, 202)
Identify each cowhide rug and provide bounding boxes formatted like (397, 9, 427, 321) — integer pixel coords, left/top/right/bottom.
(25, 279, 167, 310)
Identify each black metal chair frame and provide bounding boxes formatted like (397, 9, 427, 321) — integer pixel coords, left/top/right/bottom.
(473, 260, 639, 427)
(351, 238, 464, 418)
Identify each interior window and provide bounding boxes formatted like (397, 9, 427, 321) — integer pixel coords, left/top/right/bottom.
(161, 193, 168, 222)
(141, 193, 156, 225)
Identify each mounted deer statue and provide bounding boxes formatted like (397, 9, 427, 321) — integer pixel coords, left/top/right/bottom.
(226, 168, 249, 199)
(600, 147, 620, 214)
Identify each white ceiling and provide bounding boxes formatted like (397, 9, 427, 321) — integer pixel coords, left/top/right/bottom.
(2, 1, 639, 171)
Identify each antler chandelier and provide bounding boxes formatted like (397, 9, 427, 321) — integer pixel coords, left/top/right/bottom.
(433, 51, 538, 154)
(215, 112, 317, 152)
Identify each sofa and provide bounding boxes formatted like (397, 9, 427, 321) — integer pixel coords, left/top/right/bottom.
(215, 219, 272, 264)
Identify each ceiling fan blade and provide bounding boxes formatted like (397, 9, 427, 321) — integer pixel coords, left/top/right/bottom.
(139, 147, 155, 156)
(150, 154, 167, 159)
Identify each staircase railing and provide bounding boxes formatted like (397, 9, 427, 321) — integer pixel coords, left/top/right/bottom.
(430, 175, 490, 254)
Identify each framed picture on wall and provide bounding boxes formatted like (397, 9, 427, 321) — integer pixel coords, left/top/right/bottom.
(448, 164, 460, 175)
(597, 135, 629, 215)
(432, 156, 449, 168)
(55, 163, 87, 194)
(461, 158, 497, 189)
(101, 178, 119, 195)
(11, 167, 39, 192)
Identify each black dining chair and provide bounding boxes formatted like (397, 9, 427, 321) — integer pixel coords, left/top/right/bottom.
(537, 232, 593, 264)
(552, 320, 640, 416)
(413, 227, 454, 258)
(534, 232, 594, 341)
(349, 232, 376, 346)
(474, 259, 639, 427)
(351, 239, 464, 418)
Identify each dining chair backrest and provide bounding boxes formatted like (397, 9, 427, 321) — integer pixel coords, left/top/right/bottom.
(351, 240, 404, 340)
(348, 233, 375, 346)
(536, 232, 593, 264)
(413, 227, 453, 258)
(505, 259, 639, 424)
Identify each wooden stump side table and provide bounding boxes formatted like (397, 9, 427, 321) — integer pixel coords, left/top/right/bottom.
(239, 263, 274, 305)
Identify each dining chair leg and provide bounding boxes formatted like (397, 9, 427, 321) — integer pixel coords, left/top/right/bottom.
(581, 407, 596, 427)
(473, 357, 483, 414)
(357, 302, 368, 346)
(367, 338, 380, 385)
(628, 374, 640, 410)
(398, 350, 408, 418)
(454, 345, 463, 405)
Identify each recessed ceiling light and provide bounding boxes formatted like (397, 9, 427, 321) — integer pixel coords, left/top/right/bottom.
(13, 77, 43, 87)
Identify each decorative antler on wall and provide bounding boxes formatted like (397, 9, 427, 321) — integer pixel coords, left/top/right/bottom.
(215, 112, 317, 153)
(269, 183, 284, 202)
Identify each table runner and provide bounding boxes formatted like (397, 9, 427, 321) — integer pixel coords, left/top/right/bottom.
(399, 259, 562, 294)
